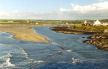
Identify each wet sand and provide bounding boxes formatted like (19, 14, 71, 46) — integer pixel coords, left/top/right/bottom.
(0, 24, 51, 43)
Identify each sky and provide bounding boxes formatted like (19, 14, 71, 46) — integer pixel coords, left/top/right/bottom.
(0, 0, 108, 20)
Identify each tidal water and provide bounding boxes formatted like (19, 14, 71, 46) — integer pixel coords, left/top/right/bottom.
(0, 27, 108, 69)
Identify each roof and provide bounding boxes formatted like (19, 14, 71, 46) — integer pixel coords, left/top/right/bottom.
(93, 20, 101, 25)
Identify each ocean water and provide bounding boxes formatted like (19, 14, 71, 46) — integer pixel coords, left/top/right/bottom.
(0, 27, 108, 69)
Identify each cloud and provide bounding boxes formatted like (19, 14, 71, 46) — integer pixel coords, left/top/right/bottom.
(59, 1, 108, 20)
(60, 2, 108, 13)
(0, 11, 59, 19)
(0, 1, 108, 20)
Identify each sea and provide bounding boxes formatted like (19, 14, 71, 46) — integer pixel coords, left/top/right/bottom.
(0, 27, 108, 69)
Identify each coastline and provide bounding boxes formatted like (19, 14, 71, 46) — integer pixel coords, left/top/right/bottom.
(51, 26, 108, 51)
(83, 34, 108, 51)
(0, 24, 51, 43)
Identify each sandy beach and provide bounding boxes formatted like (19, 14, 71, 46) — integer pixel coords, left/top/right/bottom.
(0, 24, 51, 43)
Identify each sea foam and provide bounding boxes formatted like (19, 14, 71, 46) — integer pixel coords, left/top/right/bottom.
(72, 57, 83, 64)
(0, 53, 15, 68)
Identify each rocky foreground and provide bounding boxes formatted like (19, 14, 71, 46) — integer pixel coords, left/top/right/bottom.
(51, 26, 108, 51)
(84, 34, 108, 51)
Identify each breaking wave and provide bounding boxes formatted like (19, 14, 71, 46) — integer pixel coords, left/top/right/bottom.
(0, 45, 46, 69)
(10, 47, 45, 68)
(72, 57, 83, 64)
(0, 53, 15, 68)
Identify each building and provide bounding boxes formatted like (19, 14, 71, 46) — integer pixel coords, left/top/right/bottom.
(93, 20, 101, 26)
(84, 20, 87, 25)
(83, 20, 92, 26)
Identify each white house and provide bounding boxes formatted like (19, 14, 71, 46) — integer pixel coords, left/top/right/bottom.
(84, 20, 87, 25)
(93, 20, 101, 26)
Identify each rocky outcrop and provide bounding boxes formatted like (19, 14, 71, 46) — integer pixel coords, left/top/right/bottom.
(51, 26, 108, 51)
(51, 27, 102, 34)
(84, 34, 108, 51)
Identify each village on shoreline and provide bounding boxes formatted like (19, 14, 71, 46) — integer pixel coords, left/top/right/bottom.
(51, 19, 108, 51)
(0, 19, 108, 51)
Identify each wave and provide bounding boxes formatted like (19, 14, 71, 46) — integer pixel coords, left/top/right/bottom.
(0, 53, 15, 68)
(51, 42, 59, 46)
(0, 44, 6, 46)
(5, 57, 15, 67)
(19, 48, 29, 59)
(65, 50, 72, 52)
(72, 57, 83, 64)
(9, 47, 45, 68)
(19, 48, 45, 64)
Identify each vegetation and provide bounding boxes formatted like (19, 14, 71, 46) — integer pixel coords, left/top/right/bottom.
(0, 19, 84, 24)
(0, 19, 108, 24)
(100, 19, 108, 23)
(71, 24, 108, 32)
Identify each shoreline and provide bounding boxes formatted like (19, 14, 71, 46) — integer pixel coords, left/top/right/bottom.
(0, 24, 52, 43)
(51, 26, 108, 51)
(83, 34, 108, 51)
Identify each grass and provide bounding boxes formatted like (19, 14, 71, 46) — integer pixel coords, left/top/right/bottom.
(0, 19, 108, 25)
(71, 24, 108, 32)
(0, 19, 83, 24)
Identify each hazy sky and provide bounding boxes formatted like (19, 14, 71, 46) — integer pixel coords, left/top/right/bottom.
(0, 0, 108, 20)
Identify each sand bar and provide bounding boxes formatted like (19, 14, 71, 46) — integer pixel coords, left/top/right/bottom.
(0, 24, 51, 43)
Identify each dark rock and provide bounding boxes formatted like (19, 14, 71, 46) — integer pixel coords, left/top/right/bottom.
(51, 26, 108, 51)
(82, 37, 86, 38)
